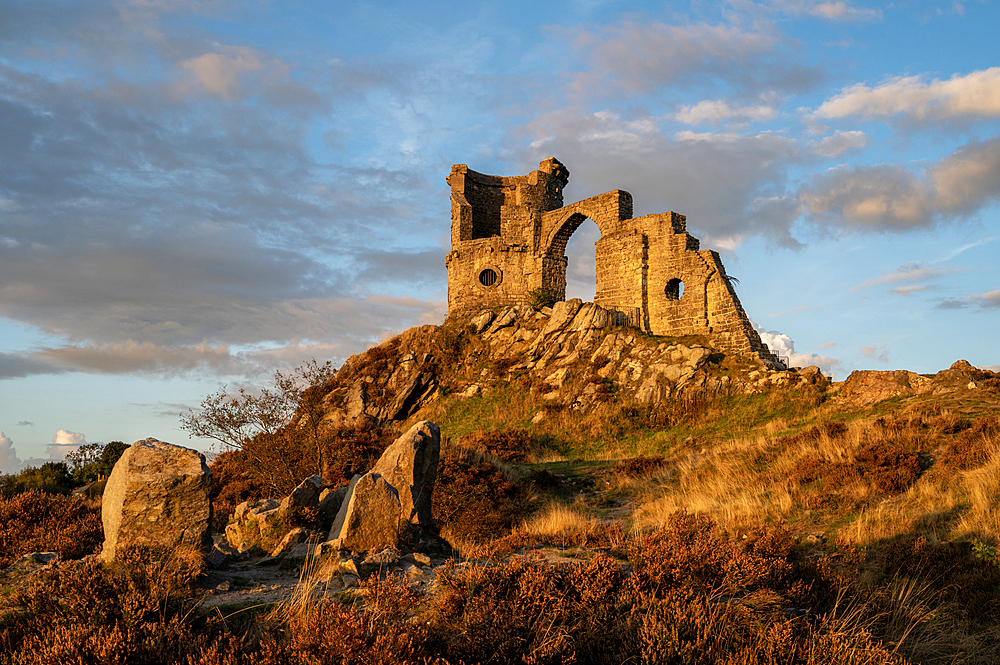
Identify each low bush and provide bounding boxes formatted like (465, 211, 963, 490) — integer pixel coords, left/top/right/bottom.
(614, 454, 666, 478)
(1, 544, 205, 664)
(0, 490, 102, 567)
(460, 427, 533, 463)
(432, 449, 526, 543)
(854, 442, 922, 493)
(793, 441, 922, 507)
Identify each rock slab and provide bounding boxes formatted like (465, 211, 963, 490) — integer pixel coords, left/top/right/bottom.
(327, 473, 401, 553)
(101, 438, 212, 562)
(839, 370, 932, 407)
(370, 420, 440, 526)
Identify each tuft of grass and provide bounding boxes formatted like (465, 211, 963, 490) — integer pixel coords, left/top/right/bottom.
(521, 502, 600, 544)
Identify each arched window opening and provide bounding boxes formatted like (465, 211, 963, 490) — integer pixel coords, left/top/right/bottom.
(479, 268, 499, 287)
(563, 217, 600, 302)
(665, 278, 684, 301)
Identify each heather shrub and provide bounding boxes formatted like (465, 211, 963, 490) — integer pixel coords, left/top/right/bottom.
(248, 599, 441, 665)
(793, 441, 922, 508)
(628, 512, 792, 597)
(460, 427, 533, 462)
(431, 553, 635, 664)
(0, 490, 102, 567)
(937, 417, 998, 471)
(853, 442, 922, 494)
(432, 449, 525, 543)
(13, 545, 202, 627)
(0, 544, 205, 663)
(614, 454, 666, 478)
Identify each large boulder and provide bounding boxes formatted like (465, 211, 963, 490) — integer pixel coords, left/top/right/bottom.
(100, 438, 212, 562)
(839, 370, 932, 407)
(327, 473, 402, 553)
(323, 420, 442, 553)
(370, 420, 440, 526)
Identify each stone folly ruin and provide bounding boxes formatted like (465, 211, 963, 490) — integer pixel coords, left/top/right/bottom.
(445, 158, 780, 364)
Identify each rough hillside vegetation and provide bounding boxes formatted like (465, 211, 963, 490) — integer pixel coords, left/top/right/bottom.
(317, 299, 825, 433)
(3, 300, 1000, 664)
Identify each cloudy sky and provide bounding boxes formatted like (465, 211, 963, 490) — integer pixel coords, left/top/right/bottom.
(1, 0, 998, 470)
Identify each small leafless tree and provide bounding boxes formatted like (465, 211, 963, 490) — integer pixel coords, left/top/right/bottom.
(180, 359, 336, 453)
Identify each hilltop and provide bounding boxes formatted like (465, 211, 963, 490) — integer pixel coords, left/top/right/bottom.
(3, 300, 1000, 664)
(306, 299, 999, 545)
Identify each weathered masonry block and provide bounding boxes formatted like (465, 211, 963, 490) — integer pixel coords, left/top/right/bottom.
(445, 158, 780, 363)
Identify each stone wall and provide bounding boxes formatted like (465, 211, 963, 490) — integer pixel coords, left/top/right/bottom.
(445, 157, 780, 364)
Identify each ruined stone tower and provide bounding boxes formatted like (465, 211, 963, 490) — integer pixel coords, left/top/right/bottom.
(445, 158, 779, 362)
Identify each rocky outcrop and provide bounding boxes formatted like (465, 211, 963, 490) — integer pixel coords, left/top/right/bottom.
(839, 370, 932, 407)
(225, 475, 327, 555)
(327, 421, 442, 552)
(370, 421, 439, 526)
(100, 438, 212, 562)
(223, 422, 444, 559)
(315, 301, 822, 432)
(839, 360, 995, 407)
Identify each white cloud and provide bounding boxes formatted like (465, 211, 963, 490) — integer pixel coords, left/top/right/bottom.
(813, 130, 869, 157)
(760, 0, 882, 21)
(809, 2, 882, 21)
(674, 100, 778, 126)
(0, 431, 22, 474)
(0, 292, 447, 381)
(800, 136, 1000, 229)
(935, 288, 1000, 310)
(890, 284, 935, 296)
(850, 262, 965, 292)
(179, 47, 264, 98)
(752, 322, 842, 376)
(48, 428, 87, 461)
(815, 67, 1000, 122)
(563, 20, 820, 96)
(861, 344, 890, 363)
(521, 108, 805, 247)
(972, 289, 1000, 309)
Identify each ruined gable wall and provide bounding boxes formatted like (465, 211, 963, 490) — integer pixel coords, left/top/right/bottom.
(446, 158, 782, 365)
(446, 160, 569, 314)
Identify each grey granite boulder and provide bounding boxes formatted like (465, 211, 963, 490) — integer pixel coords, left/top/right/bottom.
(370, 420, 440, 526)
(327, 473, 401, 553)
(100, 438, 212, 562)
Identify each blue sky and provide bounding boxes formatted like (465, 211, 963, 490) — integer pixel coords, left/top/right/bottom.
(2, 0, 999, 470)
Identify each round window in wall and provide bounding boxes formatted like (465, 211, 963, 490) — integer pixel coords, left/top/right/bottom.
(479, 268, 500, 287)
(665, 278, 684, 301)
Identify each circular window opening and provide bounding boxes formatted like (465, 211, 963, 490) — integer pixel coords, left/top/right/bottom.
(665, 278, 684, 301)
(479, 268, 500, 287)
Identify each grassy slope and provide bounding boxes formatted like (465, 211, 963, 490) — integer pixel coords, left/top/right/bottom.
(412, 325, 1000, 549)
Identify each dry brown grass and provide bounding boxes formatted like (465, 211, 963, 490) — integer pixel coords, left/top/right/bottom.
(633, 410, 1000, 549)
(521, 501, 600, 542)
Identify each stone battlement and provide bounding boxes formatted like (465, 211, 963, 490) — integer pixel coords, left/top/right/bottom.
(445, 158, 780, 365)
